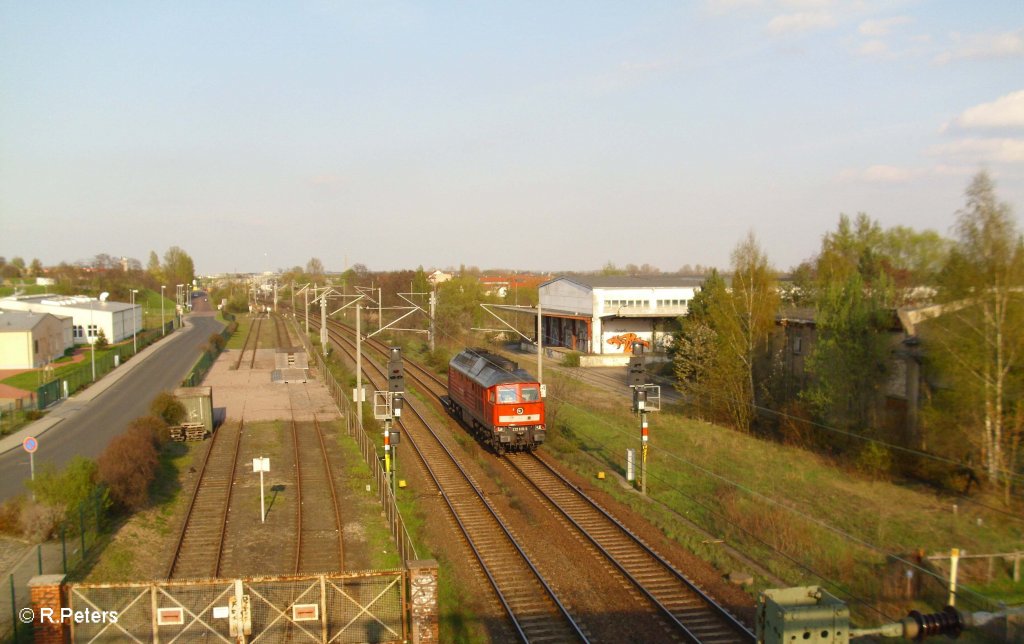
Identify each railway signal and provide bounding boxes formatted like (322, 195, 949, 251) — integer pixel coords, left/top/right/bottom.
(376, 348, 405, 493)
(626, 342, 660, 495)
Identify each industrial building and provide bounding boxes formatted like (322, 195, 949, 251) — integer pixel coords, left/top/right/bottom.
(0, 294, 142, 346)
(539, 275, 703, 356)
(0, 310, 73, 369)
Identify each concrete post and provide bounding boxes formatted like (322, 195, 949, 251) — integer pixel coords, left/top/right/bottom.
(407, 560, 439, 643)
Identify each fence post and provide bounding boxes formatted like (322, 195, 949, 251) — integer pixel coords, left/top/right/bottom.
(948, 547, 960, 606)
(9, 574, 15, 641)
(37, 545, 42, 575)
(61, 528, 66, 574)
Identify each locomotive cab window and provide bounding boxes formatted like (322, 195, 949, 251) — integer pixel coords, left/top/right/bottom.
(521, 386, 539, 402)
(497, 387, 518, 403)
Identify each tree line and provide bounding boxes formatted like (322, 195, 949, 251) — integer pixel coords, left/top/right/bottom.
(672, 172, 1022, 503)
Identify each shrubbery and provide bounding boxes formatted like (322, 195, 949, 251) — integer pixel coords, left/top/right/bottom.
(98, 422, 161, 511)
(150, 392, 185, 426)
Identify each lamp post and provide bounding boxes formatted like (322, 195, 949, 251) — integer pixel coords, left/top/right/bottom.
(161, 285, 166, 335)
(130, 289, 139, 354)
(90, 299, 96, 382)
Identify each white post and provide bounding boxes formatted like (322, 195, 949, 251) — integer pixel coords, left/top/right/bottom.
(260, 467, 265, 523)
(948, 548, 960, 606)
(131, 289, 139, 354)
(320, 291, 328, 357)
(161, 285, 166, 335)
(253, 457, 269, 523)
(378, 287, 382, 333)
(90, 300, 96, 381)
(305, 286, 309, 335)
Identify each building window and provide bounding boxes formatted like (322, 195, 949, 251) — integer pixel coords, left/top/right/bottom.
(87, 324, 98, 338)
(792, 336, 802, 355)
(34, 339, 39, 354)
(73, 325, 84, 339)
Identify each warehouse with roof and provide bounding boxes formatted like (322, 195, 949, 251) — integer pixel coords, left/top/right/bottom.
(0, 310, 73, 369)
(0, 294, 141, 346)
(538, 275, 703, 356)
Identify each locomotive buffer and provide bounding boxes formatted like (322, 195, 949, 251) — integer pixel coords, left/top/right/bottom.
(374, 347, 405, 492)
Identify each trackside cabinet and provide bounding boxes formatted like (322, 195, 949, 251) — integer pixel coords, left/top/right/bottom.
(174, 386, 214, 435)
(757, 586, 850, 644)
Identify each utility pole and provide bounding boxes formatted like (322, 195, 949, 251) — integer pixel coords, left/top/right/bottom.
(304, 285, 309, 336)
(429, 291, 436, 352)
(320, 289, 328, 357)
(356, 305, 363, 422)
(378, 287, 382, 334)
(273, 281, 278, 313)
(537, 302, 543, 383)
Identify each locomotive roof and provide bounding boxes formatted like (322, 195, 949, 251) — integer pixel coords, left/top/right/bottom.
(450, 348, 538, 388)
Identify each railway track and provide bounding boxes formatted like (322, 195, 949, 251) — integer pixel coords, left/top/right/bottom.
(505, 452, 754, 643)
(320, 321, 589, 642)
(292, 413, 345, 573)
(314, 313, 755, 641)
(167, 419, 243, 579)
(235, 315, 263, 370)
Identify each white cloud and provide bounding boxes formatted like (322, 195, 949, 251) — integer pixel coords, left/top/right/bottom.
(858, 16, 911, 37)
(929, 138, 1024, 164)
(950, 90, 1024, 130)
(857, 39, 890, 57)
(935, 29, 1024, 64)
(862, 165, 925, 183)
(766, 11, 837, 36)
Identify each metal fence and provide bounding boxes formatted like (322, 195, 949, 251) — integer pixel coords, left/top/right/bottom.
(295, 322, 419, 566)
(33, 323, 174, 409)
(66, 571, 406, 643)
(2, 490, 107, 643)
(182, 321, 236, 387)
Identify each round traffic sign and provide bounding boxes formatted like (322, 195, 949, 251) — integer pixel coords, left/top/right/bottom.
(22, 436, 38, 453)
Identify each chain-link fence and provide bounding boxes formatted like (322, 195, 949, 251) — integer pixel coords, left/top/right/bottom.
(65, 571, 406, 643)
(182, 320, 236, 386)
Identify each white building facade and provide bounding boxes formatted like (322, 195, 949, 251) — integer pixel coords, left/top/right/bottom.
(539, 276, 703, 355)
(0, 294, 142, 346)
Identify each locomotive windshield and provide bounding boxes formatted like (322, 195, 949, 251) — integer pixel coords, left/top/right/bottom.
(521, 386, 539, 402)
(497, 386, 518, 403)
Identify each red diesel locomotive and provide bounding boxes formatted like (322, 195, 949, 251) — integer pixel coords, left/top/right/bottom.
(442, 348, 546, 453)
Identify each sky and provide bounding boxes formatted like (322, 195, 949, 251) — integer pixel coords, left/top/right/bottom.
(1, 1, 1022, 276)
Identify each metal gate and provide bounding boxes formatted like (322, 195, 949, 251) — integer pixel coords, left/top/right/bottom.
(67, 570, 406, 643)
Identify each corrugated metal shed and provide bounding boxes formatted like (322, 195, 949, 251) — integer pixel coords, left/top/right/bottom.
(174, 386, 214, 435)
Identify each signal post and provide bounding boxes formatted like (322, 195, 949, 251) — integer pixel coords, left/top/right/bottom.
(628, 343, 659, 495)
(375, 347, 405, 493)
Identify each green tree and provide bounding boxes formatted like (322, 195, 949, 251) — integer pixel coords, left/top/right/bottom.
(673, 321, 717, 421)
(803, 214, 895, 437)
(25, 456, 99, 517)
(29, 258, 44, 277)
(147, 251, 163, 282)
(162, 246, 195, 289)
(928, 172, 1024, 497)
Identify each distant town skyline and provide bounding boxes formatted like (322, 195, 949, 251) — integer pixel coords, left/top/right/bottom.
(2, 2, 1022, 275)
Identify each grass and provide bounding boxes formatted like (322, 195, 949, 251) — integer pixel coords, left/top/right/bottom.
(1, 348, 117, 391)
(539, 369, 1023, 624)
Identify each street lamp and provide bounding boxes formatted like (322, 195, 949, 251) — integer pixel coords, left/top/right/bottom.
(130, 289, 139, 354)
(161, 285, 166, 336)
(90, 299, 96, 382)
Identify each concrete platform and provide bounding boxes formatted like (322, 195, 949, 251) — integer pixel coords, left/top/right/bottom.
(204, 348, 340, 423)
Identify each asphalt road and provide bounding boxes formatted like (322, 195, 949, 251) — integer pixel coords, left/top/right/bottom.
(0, 309, 223, 503)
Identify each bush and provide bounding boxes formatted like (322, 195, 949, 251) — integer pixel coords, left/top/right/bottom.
(150, 393, 185, 426)
(25, 456, 99, 517)
(97, 425, 159, 511)
(562, 351, 581, 367)
(94, 328, 108, 349)
(0, 497, 23, 535)
(208, 332, 226, 353)
(19, 501, 64, 542)
(129, 414, 171, 448)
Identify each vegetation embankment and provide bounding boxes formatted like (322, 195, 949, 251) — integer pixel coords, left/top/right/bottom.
(0, 393, 198, 581)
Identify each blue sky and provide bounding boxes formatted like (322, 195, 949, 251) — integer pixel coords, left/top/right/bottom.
(2, 1, 1022, 275)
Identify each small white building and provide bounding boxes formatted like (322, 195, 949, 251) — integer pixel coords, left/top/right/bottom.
(0, 310, 73, 368)
(0, 294, 142, 346)
(539, 275, 703, 355)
